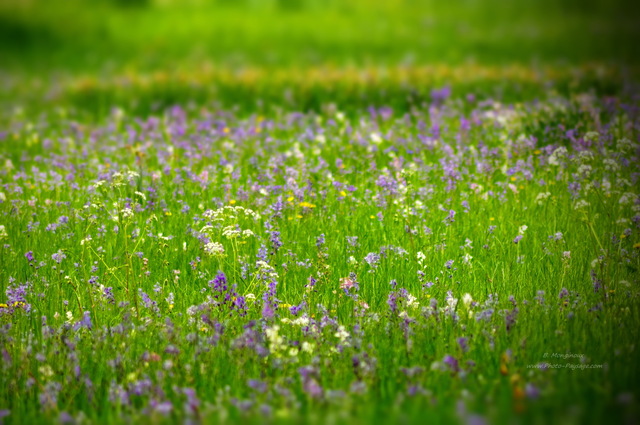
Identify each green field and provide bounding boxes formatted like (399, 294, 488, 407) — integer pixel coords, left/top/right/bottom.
(1, 1, 639, 424)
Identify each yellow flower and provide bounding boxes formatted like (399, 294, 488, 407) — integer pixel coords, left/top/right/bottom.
(287, 196, 294, 202)
(229, 199, 236, 205)
(299, 202, 316, 208)
(339, 190, 347, 197)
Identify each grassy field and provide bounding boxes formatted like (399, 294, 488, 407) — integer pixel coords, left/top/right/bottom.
(1, 1, 639, 424)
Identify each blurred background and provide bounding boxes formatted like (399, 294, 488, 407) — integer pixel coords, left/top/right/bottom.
(0, 0, 638, 115)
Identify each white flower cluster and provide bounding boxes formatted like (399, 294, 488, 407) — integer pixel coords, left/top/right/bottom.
(255, 260, 278, 281)
(222, 226, 255, 240)
(265, 325, 287, 356)
(204, 242, 225, 257)
(535, 192, 551, 205)
(548, 146, 568, 166)
(203, 206, 260, 222)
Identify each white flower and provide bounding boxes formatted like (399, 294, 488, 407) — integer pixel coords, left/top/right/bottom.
(0, 225, 7, 239)
(584, 131, 600, 142)
(535, 192, 551, 205)
(603, 158, 620, 172)
(548, 147, 567, 166)
(266, 325, 286, 354)
(462, 293, 473, 308)
(334, 326, 350, 343)
(222, 226, 241, 239)
(292, 316, 310, 327)
(302, 341, 314, 354)
(574, 200, 590, 210)
(204, 242, 225, 257)
(406, 293, 419, 309)
(446, 297, 458, 310)
(619, 193, 638, 205)
(121, 208, 134, 219)
(518, 225, 528, 235)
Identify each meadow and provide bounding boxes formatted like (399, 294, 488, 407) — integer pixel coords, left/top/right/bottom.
(1, 1, 639, 424)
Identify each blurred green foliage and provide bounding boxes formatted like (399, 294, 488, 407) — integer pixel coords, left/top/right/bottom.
(1, 0, 639, 73)
(0, 0, 638, 118)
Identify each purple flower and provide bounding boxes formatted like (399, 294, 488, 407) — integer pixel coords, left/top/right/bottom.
(443, 355, 459, 372)
(24, 251, 35, 263)
(182, 387, 200, 416)
(590, 269, 603, 293)
(364, 252, 380, 269)
(431, 86, 451, 103)
(303, 379, 323, 399)
(73, 311, 92, 330)
(152, 401, 173, 415)
(513, 235, 523, 244)
(525, 383, 540, 400)
(289, 301, 305, 316)
(444, 209, 456, 225)
(457, 337, 469, 353)
(51, 250, 66, 264)
(209, 271, 228, 293)
(346, 236, 359, 247)
(103, 287, 115, 304)
(269, 231, 283, 252)
(248, 379, 268, 394)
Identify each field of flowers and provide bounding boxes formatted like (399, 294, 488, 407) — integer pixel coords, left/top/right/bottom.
(1, 77, 639, 424)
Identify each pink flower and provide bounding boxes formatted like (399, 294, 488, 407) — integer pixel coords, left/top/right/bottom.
(339, 277, 355, 290)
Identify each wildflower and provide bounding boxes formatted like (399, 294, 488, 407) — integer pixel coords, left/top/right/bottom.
(457, 337, 469, 353)
(364, 252, 380, 269)
(51, 250, 66, 264)
(443, 355, 459, 372)
(204, 242, 225, 257)
(339, 277, 356, 290)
